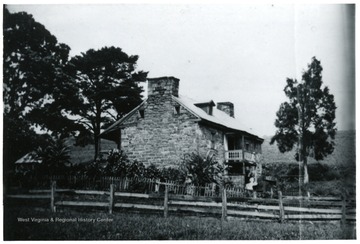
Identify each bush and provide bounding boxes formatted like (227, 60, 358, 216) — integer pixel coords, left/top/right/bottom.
(103, 149, 130, 176)
(307, 180, 344, 196)
(159, 167, 186, 182)
(143, 164, 160, 179)
(181, 151, 224, 186)
(10, 149, 225, 189)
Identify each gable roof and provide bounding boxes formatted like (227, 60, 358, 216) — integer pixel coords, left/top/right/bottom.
(100, 95, 263, 141)
(173, 95, 263, 141)
(15, 152, 42, 164)
(99, 100, 147, 141)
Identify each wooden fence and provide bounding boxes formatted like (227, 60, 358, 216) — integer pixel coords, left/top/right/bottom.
(6, 180, 356, 223)
(11, 175, 250, 198)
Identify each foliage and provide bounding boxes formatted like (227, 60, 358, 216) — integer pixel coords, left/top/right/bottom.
(11, 147, 186, 185)
(3, 7, 149, 169)
(308, 180, 344, 197)
(2, 116, 52, 174)
(262, 162, 344, 182)
(159, 167, 186, 183)
(81, 149, 182, 181)
(143, 164, 161, 179)
(67, 47, 148, 159)
(181, 151, 225, 186)
(126, 161, 146, 178)
(261, 162, 354, 196)
(35, 138, 71, 176)
(79, 150, 227, 186)
(3, 7, 72, 120)
(271, 57, 337, 184)
(103, 149, 130, 177)
(11, 138, 71, 181)
(3, 7, 75, 172)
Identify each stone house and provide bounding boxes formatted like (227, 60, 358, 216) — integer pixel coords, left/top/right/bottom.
(100, 76, 264, 186)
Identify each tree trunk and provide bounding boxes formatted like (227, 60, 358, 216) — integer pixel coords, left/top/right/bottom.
(94, 101, 102, 160)
(94, 134, 99, 160)
(221, 184, 227, 222)
(303, 155, 309, 185)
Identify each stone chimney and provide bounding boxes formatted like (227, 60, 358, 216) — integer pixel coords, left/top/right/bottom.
(217, 102, 235, 118)
(147, 76, 179, 98)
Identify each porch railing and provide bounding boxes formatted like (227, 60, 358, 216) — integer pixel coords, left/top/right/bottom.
(226, 150, 261, 162)
(225, 150, 243, 161)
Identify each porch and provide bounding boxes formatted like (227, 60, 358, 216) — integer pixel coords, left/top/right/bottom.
(224, 149, 261, 162)
(224, 133, 263, 163)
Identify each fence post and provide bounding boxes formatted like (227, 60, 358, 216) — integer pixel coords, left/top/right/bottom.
(50, 181, 56, 213)
(164, 184, 169, 218)
(221, 185, 227, 222)
(278, 191, 284, 223)
(109, 183, 114, 214)
(341, 192, 347, 227)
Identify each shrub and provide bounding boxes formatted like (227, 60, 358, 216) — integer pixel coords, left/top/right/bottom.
(126, 160, 145, 178)
(308, 180, 344, 196)
(143, 164, 160, 179)
(103, 149, 129, 176)
(35, 138, 71, 176)
(181, 151, 221, 186)
(159, 167, 186, 182)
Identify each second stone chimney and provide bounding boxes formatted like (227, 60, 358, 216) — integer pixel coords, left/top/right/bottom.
(217, 102, 235, 118)
(147, 76, 179, 98)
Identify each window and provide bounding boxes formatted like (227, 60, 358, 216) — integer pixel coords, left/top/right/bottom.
(194, 101, 215, 116)
(139, 109, 144, 118)
(174, 105, 180, 115)
(245, 142, 250, 151)
(211, 132, 216, 149)
(208, 106, 213, 116)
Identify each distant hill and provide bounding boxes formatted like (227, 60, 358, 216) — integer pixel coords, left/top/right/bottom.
(262, 130, 356, 166)
(66, 131, 355, 167)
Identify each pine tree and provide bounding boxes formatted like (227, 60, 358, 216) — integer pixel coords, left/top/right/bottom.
(68, 47, 148, 159)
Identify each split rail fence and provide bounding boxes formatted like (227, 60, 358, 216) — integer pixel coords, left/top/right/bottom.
(5, 177, 356, 223)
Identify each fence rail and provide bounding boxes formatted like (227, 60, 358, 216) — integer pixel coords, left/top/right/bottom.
(9, 174, 345, 199)
(5, 180, 356, 223)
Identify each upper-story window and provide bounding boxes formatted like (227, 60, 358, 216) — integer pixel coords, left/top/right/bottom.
(174, 105, 180, 115)
(139, 109, 145, 118)
(210, 132, 216, 149)
(245, 142, 250, 151)
(194, 100, 215, 116)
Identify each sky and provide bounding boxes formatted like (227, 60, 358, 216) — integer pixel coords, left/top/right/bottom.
(6, 3, 356, 137)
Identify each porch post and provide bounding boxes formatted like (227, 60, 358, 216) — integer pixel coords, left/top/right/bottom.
(241, 135, 245, 159)
(223, 133, 228, 162)
(241, 135, 245, 175)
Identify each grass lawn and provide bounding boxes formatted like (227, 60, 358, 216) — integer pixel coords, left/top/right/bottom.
(3, 206, 356, 240)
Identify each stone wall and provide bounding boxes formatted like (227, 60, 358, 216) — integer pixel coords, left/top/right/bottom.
(121, 101, 227, 167)
(120, 77, 226, 167)
(198, 125, 226, 162)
